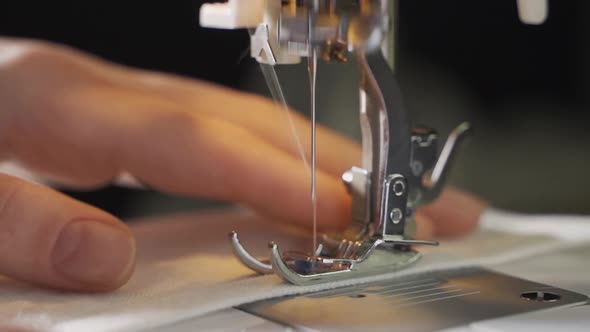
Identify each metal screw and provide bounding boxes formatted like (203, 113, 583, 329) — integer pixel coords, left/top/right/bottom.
(393, 179, 406, 197)
(390, 208, 403, 224)
(521, 291, 561, 302)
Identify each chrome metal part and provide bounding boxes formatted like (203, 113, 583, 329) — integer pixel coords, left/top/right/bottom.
(239, 268, 589, 331)
(230, 232, 273, 275)
(421, 122, 471, 203)
(342, 166, 370, 225)
(277, 0, 387, 60)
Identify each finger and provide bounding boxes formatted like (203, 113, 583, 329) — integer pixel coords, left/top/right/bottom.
(1, 39, 362, 178)
(131, 76, 363, 177)
(1, 41, 351, 230)
(116, 109, 352, 231)
(165, 78, 485, 238)
(5, 41, 362, 177)
(7, 85, 351, 229)
(418, 188, 488, 237)
(119, 69, 488, 240)
(0, 173, 135, 291)
(414, 212, 435, 240)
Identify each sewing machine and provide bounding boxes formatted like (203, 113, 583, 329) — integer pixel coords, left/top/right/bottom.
(191, 1, 589, 331)
(202, 0, 472, 287)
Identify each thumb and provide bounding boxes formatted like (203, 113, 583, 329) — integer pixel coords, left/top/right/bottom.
(0, 173, 135, 291)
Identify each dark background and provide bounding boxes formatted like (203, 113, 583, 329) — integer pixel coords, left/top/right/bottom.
(0, 0, 588, 218)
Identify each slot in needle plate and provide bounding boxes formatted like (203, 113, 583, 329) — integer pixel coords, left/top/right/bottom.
(239, 268, 588, 331)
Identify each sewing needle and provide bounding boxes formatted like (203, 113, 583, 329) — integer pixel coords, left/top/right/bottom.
(308, 7, 319, 256)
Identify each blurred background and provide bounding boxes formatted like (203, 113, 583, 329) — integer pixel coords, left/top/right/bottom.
(0, 0, 588, 218)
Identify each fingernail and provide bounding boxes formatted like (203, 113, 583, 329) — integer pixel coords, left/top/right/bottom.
(52, 220, 136, 289)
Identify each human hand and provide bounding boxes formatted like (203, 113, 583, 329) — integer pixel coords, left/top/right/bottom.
(0, 38, 487, 292)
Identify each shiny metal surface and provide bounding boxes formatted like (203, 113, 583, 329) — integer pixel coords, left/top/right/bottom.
(247, 0, 389, 65)
(230, 232, 273, 275)
(421, 122, 472, 203)
(278, 0, 387, 62)
(240, 268, 589, 331)
(357, 52, 410, 237)
(342, 166, 370, 226)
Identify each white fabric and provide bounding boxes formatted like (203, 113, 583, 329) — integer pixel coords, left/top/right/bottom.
(1, 208, 589, 332)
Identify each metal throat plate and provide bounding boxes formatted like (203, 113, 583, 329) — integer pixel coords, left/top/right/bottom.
(239, 267, 589, 331)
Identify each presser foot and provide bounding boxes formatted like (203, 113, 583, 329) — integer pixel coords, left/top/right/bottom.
(230, 231, 424, 286)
